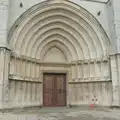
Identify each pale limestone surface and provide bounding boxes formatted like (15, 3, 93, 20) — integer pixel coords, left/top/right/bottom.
(0, 0, 120, 110)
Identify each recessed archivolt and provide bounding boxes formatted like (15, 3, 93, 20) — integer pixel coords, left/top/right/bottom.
(8, 0, 111, 62)
(25, 27, 86, 60)
(16, 10, 101, 59)
(40, 41, 73, 61)
(20, 18, 98, 59)
(36, 37, 78, 60)
(31, 34, 79, 60)
(21, 22, 85, 59)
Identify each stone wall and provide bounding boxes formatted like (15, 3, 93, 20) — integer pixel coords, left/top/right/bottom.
(0, 0, 120, 108)
(7, 55, 112, 107)
(9, 80, 42, 108)
(6, 0, 114, 108)
(69, 82, 112, 106)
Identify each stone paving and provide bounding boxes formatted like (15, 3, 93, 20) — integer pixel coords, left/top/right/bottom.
(0, 107, 120, 120)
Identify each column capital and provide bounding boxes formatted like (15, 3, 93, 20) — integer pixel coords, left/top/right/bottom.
(0, 47, 11, 51)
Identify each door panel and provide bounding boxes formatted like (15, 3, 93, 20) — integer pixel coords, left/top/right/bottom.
(43, 73, 66, 107)
(43, 74, 54, 106)
(55, 75, 66, 106)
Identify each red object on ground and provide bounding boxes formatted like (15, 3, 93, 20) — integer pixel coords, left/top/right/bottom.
(90, 104, 95, 109)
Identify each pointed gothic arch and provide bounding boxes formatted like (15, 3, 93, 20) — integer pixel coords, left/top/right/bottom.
(8, 0, 111, 61)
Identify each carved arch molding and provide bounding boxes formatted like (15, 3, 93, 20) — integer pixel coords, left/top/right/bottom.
(8, 0, 111, 62)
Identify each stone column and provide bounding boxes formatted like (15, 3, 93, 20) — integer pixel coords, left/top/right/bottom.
(0, 48, 10, 109)
(0, 0, 10, 47)
(113, 0, 120, 53)
(117, 54, 120, 106)
(0, 0, 10, 109)
(110, 54, 120, 106)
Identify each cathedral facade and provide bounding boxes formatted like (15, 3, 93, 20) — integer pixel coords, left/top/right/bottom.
(0, 0, 120, 109)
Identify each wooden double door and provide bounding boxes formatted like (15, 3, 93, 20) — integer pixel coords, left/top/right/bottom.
(43, 73, 66, 107)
